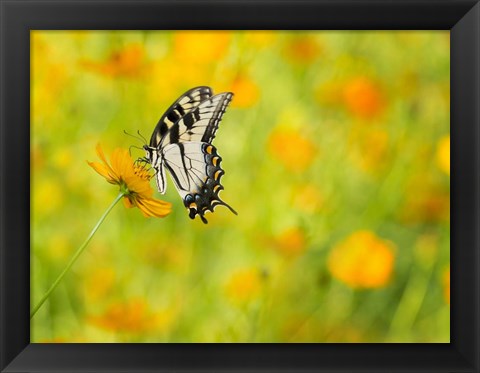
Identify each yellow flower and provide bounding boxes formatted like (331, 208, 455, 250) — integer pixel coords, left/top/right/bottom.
(52, 148, 73, 170)
(230, 74, 260, 108)
(225, 268, 264, 304)
(268, 126, 317, 172)
(343, 76, 386, 119)
(174, 31, 231, 61)
(87, 144, 171, 218)
(33, 178, 64, 216)
(88, 298, 159, 333)
(328, 231, 395, 289)
(147, 60, 208, 109)
(443, 267, 450, 304)
(436, 135, 450, 175)
(273, 227, 307, 258)
(31, 35, 70, 123)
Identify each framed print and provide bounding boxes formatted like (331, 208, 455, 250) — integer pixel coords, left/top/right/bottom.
(1, 0, 479, 372)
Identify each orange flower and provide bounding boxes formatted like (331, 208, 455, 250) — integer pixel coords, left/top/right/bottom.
(88, 144, 171, 218)
(225, 268, 264, 304)
(273, 227, 307, 258)
(283, 36, 322, 65)
(268, 126, 317, 172)
(230, 74, 260, 108)
(89, 299, 162, 333)
(81, 44, 147, 78)
(343, 76, 385, 119)
(328, 231, 395, 289)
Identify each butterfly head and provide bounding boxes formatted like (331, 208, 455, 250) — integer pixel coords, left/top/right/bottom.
(143, 145, 157, 164)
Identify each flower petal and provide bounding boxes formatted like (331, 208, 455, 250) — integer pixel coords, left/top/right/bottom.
(124, 175, 153, 196)
(111, 148, 135, 180)
(87, 161, 117, 184)
(89, 144, 171, 219)
(95, 144, 119, 181)
(123, 196, 134, 209)
(135, 196, 172, 218)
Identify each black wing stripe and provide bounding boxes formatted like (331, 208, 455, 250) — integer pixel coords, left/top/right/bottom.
(167, 110, 181, 125)
(182, 110, 201, 129)
(160, 92, 233, 147)
(202, 93, 233, 143)
(164, 162, 187, 191)
(149, 86, 213, 147)
(169, 123, 180, 144)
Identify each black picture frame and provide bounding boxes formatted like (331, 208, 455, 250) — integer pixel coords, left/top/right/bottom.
(1, 0, 479, 372)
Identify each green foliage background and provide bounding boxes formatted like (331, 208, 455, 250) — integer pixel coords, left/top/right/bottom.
(31, 31, 450, 342)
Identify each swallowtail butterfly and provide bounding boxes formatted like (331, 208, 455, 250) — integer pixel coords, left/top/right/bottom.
(142, 86, 237, 224)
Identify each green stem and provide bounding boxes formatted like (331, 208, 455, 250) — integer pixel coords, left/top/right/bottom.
(30, 192, 125, 319)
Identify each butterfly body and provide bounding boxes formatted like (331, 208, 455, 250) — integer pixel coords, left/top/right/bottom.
(142, 86, 237, 224)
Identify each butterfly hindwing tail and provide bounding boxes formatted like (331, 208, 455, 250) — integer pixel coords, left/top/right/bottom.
(178, 143, 237, 224)
(200, 92, 233, 144)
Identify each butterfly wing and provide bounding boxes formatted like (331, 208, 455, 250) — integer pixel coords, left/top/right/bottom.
(144, 87, 235, 221)
(160, 92, 233, 147)
(153, 157, 167, 194)
(149, 86, 213, 148)
(162, 142, 237, 224)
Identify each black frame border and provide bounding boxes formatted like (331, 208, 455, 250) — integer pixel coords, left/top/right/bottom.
(1, 1, 479, 372)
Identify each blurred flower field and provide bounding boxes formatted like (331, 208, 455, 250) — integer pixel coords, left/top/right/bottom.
(31, 31, 450, 342)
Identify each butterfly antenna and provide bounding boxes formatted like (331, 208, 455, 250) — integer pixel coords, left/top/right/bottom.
(137, 130, 148, 144)
(123, 129, 146, 144)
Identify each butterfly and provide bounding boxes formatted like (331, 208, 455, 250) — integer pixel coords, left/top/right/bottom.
(141, 86, 237, 224)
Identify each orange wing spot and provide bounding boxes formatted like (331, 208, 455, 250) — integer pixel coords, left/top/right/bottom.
(214, 185, 221, 192)
(212, 157, 219, 166)
(206, 145, 213, 154)
(214, 170, 222, 180)
(189, 202, 197, 209)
